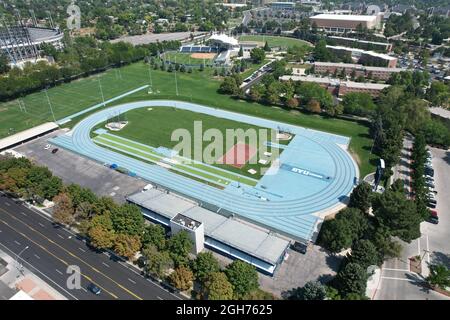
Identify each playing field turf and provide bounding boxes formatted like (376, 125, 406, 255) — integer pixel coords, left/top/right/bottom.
(238, 35, 312, 49)
(91, 107, 282, 180)
(161, 51, 216, 66)
(0, 61, 376, 177)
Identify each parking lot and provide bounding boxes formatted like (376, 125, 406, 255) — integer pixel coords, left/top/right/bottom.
(14, 130, 147, 203)
(375, 147, 450, 300)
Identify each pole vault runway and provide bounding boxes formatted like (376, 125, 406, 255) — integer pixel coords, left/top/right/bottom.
(50, 100, 358, 241)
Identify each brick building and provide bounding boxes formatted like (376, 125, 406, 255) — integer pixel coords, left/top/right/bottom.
(313, 62, 404, 81)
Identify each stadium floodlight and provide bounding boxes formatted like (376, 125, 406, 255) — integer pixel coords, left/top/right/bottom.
(98, 76, 106, 106)
(44, 88, 57, 123)
(174, 55, 179, 96)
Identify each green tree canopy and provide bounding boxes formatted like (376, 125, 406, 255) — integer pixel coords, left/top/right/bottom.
(204, 272, 234, 300)
(191, 251, 220, 282)
(225, 260, 259, 299)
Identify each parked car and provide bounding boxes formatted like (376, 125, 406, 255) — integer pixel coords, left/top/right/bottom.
(44, 144, 51, 150)
(427, 210, 439, 224)
(87, 283, 101, 295)
(291, 241, 308, 254)
(51, 148, 59, 154)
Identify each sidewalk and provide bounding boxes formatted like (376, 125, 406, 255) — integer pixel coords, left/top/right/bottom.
(0, 249, 67, 300)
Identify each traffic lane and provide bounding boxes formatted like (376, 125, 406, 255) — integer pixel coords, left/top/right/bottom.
(0, 206, 134, 300)
(0, 197, 180, 300)
(0, 222, 103, 300)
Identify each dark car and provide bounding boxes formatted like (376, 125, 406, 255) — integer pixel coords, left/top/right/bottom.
(87, 283, 101, 295)
(427, 210, 439, 224)
(51, 148, 59, 154)
(424, 167, 434, 177)
(291, 242, 308, 254)
(427, 201, 437, 208)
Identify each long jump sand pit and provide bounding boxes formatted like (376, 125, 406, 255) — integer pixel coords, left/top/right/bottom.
(191, 53, 217, 59)
(217, 143, 258, 169)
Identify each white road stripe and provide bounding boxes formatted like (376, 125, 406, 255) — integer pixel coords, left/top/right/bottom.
(382, 268, 411, 272)
(55, 269, 63, 275)
(157, 296, 163, 300)
(34, 254, 41, 260)
(14, 240, 21, 245)
(78, 247, 86, 252)
(128, 278, 136, 284)
(81, 287, 88, 293)
(38, 222, 45, 227)
(381, 276, 418, 282)
(5, 202, 10, 206)
(57, 234, 64, 239)
(102, 262, 110, 268)
(20, 211, 27, 216)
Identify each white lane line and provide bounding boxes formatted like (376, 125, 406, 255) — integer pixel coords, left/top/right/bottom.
(38, 222, 45, 228)
(382, 268, 411, 272)
(34, 254, 41, 260)
(20, 211, 27, 216)
(81, 287, 88, 293)
(55, 269, 63, 275)
(157, 296, 163, 300)
(128, 278, 136, 284)
(57, 234, 64, 239)
(102, 262, 110, 268)
(14, 240, 21, 245)
(5, 202, 10, 206)
(78, 247, 86, 253)
(381, 276, 418, 282)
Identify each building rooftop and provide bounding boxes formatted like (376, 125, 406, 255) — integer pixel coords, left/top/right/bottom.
(310, 14, 378, 22)
(314, 61, 404, 72)
(127, 190, 290, 265)
(0, 122, 58, 151)
(209, 34, 239, 46)
(326, 45, 397, 60)
(343, 81, 390, 90)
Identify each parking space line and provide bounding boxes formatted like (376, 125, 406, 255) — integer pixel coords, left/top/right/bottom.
(57, 234, 64, 239)
(55, 269, 63, 275)
(20, 211, 27, 216)
(14, 240, 21, 245)
(5, 202, 10, 206)
(128, 278, 136, 284)
(78, 247, 86, 253)
(102, 262, 110, 268)
(38, 222, 45, 228)
(381, 276, 418, 282)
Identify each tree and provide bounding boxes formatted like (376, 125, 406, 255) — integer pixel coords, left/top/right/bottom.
(348, 239, 382, 269)
(218, 76, 240, 95)
(111, 204, 145, 236)
(88, 225, 116, 250)
(296, 82, 333, 109)
(0, 53, 10, 74)
(313, 39, 333, 62)
(372, 188, 422, 242)
(169, 266, 194, 291)
(113, 234, 142, 260)
(290, 281, 326, 300)
(167, 231, 193, 267)
(342, 92, 376, 117)
(286, 97, 299, 109)
(306, 99, 321, 113)
(52, 193, 75, 225)
(238, 46, 243, 57)
(334, 263, 368, 297)
(142, 224, 166, 250)
(225, 260, 259, 298)
(427, 264, 450, 290)
(349, 182, 373, 213)
(263, 41, 270, 52)
(203, 272, 234, 300)
(427, 81, 450, 108)
(192, 252, 220, 282)
(143, 244, 174, 278)
(250, 48, 265, 64)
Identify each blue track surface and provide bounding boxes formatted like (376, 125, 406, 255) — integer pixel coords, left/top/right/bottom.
(50, 100, 358, 241)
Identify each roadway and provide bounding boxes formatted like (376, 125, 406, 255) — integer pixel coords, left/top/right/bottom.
(0, 195, 184, 300)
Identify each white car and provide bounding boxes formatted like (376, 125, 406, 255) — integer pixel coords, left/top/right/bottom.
(44, 144, 51, 150)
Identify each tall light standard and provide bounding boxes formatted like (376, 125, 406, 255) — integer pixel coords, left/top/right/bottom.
(148, 59, 153, 88)
(174, 55, 179, 96)
(16, 245, 29, 273)
(98, 76, 106, 106)
(44, 88, 57, 123)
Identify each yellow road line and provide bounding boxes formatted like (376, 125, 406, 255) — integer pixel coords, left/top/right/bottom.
(0, 207, 143, 300)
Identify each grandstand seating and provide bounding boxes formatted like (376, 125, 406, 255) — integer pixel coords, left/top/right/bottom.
(179, 46, 218, 53)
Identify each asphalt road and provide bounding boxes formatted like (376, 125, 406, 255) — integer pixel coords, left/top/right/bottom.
(0, 195, 184, 300)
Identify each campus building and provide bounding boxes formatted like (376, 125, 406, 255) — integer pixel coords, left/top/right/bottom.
(327, 36, 393, 52)
(326, 45, 398, 68)
(309, 14, 382, 33)
(269, 2, 296, 10)
(313, 62, 404, 81)
(279, 74, 390, 97)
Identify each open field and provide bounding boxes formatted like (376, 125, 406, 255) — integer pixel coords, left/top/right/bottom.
(0, 61, 376, 176)
(91, 107, 280, 180)
(238, 35, 312, 49)
(161, 51, 216, 66)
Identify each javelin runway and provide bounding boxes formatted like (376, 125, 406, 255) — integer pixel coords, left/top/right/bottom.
(50, 100, 358, 241)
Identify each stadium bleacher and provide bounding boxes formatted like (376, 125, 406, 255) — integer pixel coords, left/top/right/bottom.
(179, 45, 218, 53)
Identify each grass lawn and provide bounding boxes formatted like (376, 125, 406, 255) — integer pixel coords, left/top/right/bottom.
(161, 51, 216, 66)
(92, 107, 280, 181)
(0, 61, 376, 177)
(238, 35, 312, 49)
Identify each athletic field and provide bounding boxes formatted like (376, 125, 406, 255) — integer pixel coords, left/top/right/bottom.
(161, 51, 217, 66)
(238, 35, 312, 49)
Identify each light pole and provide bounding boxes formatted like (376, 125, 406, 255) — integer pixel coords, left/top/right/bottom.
(44, 88, 57, 123)
(98, 76, 105, 106)
(16, 245, 29, 273)
(174, 55, 179, 96)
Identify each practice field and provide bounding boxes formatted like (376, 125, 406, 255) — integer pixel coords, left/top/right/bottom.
(238, 35, 312, 49)
(161, 51, 217, 66)
(91, 107, 283, 181)
(0, 61, 375, 176)
(50, 100, 359, 242)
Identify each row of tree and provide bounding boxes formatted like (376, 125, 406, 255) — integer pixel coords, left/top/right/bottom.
(0, 35, 181, 101)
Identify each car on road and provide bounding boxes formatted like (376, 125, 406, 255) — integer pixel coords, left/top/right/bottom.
(44, 144, 51, 150)
(87, 283, 101, 295)
(427, 210, 439, 224)
(291, 241, 308, 254)
(51, 148, 59, 154)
